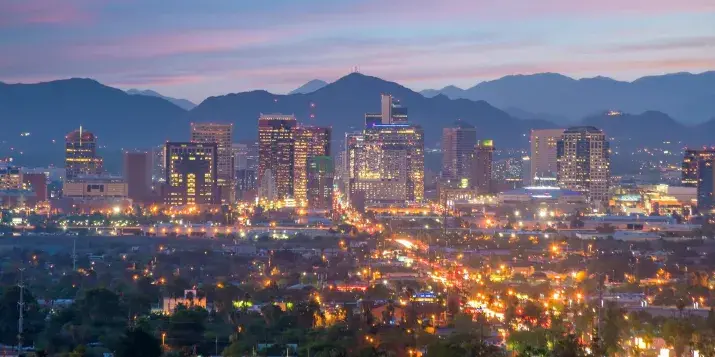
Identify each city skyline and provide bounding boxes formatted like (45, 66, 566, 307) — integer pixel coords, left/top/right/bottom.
(1, 0, 713, 101)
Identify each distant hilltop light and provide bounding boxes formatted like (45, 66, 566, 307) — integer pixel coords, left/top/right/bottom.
(606, 110, 623, 116)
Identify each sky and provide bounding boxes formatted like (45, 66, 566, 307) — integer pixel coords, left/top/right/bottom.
(1, 0, 714, 103)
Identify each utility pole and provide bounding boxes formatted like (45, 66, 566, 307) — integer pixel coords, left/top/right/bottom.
(72, 236, 77, 271)
(17, 268, 25, 355)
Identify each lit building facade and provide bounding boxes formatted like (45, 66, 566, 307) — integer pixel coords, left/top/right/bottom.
(472, 140, 494, 194)
(352, 124, 424, 204)
(349, 96, 424, 204)
(65, 127, 103, 181)
(191, 123, 234, 204)
(682, 148, 715, 187)
(258, 114, 297, 200)
(63, 176, 128, 199)
(530, 129, 564, 181)
(697, 158, 715, 212)
(442, 121, 477, 181)
(293, 126, 331, 204)
(164, 142, 218, 206)
(556, 126, 610, 204)
(307, 156, 334, 210)
(0, 165, 23, 190)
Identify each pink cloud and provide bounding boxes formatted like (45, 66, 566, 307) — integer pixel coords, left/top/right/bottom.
(348, 0, 715, 23)
(0, 0, 92, 26)
(75, 27, 301, 59)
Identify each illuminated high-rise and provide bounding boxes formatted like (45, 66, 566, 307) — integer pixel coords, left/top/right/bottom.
(697, 158, 715, 212)
(258, 114, 297, 200)
(293, 126, 331, 205)
(65, 127, 103, 181)
(442, 121, 477, 181)
(350, 95, 423, 204)
(191, 123, 234, 204)
(307, 156, 334, 210)
(682, 149, 715, 187)
(365, 94, 408, 127)
(164, 142, 218, 206)
(557, 126, 610, 203)
(471, 140, 494, 193)
(530, 128, 564, 181)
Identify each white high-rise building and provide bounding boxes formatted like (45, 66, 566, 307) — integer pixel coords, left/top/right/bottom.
(557, 126, 610, 204)
(530, 128, 565, 181)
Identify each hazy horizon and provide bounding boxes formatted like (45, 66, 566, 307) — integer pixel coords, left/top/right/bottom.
(1, 0, 714, 102)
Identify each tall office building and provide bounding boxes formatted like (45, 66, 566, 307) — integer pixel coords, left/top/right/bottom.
(349, 96, 424, 204)
(307, 156, 334, 210)
(345, 132, 365, 202)
(293, 126, 331, 204)
(123, 152, 152, 203)
(697, 158, 715, 212)
(682, 149, 715, 187)
(152, 145, 166, 184)
(471, 140, 494, 194)
(191, 123, 234, 204)
(65, 127, 103, 181)
(164, 142, 218, 206)
(258, 114, 297, 200)
(442, 121, 477, 181)
(232, 143, 249, 171)
(530, 129, 565, 181)
(365, 94, 408, 127)
(556, 126, 610, 203)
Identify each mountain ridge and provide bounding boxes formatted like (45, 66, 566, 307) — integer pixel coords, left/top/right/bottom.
(420, 71, 715, 124)
(126, 89, 196, 110)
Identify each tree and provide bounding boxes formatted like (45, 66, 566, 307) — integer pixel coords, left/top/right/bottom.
(167, 306, 207, 350)
(115, 328, 162, 357)
(552, 334, 586, 357)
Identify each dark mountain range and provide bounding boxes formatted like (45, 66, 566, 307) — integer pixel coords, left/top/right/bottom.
(0, 78, 188, 167)
(190, 73, 555, 147)
(288, 79, 328, 95)
(126, 88, 196, 110)
(421, 71, 715, 124)
(2, 73, 714, 171)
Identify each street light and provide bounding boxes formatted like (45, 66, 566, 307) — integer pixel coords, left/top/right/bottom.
(161, 332, 166, 348)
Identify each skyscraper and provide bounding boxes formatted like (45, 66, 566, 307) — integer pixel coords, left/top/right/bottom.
(123, 151, 152, 203)
(293, 126, 331, 205)
(152, 144, 166, 184)
(365, 94, 409, 127)
(65, 127, 103, 181)
(350, 96, 424, 204)
(557, 126, 610, 203)
(307, 156, 334, 210)
(682, 149, 715, 187)
(191, 123, 234, 204)
(697, 158, 714, 212)
(442, 121, 477, 181)
(530, 128, 565, 181)
(164, 142, 218, 206)
(472, 140, 494, 194)
(258, 114, 297, 200)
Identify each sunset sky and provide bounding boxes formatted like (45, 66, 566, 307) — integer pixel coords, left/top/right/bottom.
(1, 0, 714, 102)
